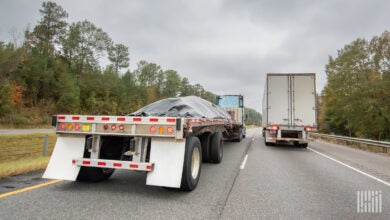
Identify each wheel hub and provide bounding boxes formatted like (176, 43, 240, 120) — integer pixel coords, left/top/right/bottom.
(191, 147, 200, 179)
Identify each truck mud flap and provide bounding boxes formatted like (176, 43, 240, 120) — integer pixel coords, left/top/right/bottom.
(42, 135, 86, 181)
(146, 138, 185, 188)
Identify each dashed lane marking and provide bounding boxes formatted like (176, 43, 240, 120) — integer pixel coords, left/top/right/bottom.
(240, 154, 248, 170)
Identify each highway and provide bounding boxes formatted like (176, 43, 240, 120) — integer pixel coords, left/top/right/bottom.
(0, 129, 54, 135)
(0, 128, 389, 219)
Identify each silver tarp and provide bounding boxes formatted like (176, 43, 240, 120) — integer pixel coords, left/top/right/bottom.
(130, 96, 231, 119)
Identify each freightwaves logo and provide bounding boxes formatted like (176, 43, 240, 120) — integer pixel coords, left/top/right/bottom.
(357, 191, 382, 213)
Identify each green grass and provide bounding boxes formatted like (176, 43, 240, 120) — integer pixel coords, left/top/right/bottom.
(0, 133, 56, 178)
(0, 134, 56, 161)
(0, 157, 50, 178)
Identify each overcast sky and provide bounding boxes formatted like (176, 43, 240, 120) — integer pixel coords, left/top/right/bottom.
(1, 0, 389, 112)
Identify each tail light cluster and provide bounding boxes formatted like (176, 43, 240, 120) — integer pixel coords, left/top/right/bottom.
(102, 124, 125, 131)
(58, 123, 91, 132)
(149, 125, 174, 135)
(58, 122, 176, 136)
(305, 126, 317, 132)
(100, 124, 175, 135)
(267, 124, 279, 131)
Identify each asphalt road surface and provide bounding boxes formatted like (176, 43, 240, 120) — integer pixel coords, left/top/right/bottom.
(0, 129, 54, 135)
(1, 129, 389, 219)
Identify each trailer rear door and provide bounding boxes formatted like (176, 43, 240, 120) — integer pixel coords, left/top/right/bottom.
(292, 74, 316, 127)
(267, 75, 289, 126)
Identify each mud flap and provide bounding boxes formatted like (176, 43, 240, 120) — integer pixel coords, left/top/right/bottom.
(42, 135, 86, 181)
(146, 138, 185, 188)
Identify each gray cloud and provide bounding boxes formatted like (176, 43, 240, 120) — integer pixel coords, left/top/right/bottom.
(1, 0, 389, 112)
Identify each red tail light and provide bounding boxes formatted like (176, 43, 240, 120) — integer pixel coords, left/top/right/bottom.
(267, 124, 278, 131)
(305, 126, 317, 132)
(60, 123, 66, 130)
(167, 126, 174, 134)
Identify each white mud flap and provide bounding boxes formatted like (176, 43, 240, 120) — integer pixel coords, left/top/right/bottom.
(42, 135, 86, 181)
(146, 138, 185, 188)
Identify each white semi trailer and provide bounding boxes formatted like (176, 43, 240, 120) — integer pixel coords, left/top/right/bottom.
(262, 73, 317, 147)
(43, 96, 242, 191)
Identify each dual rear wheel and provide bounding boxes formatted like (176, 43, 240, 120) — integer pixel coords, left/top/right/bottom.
(180, 132, 223, 191)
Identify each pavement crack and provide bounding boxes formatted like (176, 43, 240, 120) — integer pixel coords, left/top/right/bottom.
(217, 136, 254, 220)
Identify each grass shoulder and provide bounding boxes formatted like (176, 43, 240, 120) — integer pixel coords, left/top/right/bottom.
(0, 133, 56, 178)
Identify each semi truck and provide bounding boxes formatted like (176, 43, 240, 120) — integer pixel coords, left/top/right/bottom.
(43, 96, 242, 191)
(262, 73, 317, 147)
(216, 95, 246, 142)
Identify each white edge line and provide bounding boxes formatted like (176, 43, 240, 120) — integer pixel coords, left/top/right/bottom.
(240, 154, 248, 170)
(308, 147, 390, 187)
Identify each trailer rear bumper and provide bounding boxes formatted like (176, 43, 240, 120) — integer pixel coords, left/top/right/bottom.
(266, 137, 308, 143)
(72, 158, 154, 171)
(264, 128, 309, 145)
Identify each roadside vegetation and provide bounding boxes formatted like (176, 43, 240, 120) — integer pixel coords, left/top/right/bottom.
(0, 134, 56, 178)
(0, 2, 263, 128)
(0, 157, 50, 178)
(319, 31, 390, 141)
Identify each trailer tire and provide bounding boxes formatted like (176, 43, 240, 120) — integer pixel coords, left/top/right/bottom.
(235, 128, 243, 142)
(180, 136, 202, 191)
(200, 133, 212, 162)
(300, 143, 308, 148)
(77, 167, 115, 182)
(210, 132, 223, 163)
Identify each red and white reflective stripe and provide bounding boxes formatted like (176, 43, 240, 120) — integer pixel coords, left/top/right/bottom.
(57, 115, 177, 125)
(72, 158, 154, 171)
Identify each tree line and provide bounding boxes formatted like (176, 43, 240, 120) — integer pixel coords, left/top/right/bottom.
(0, 2, 262, 126)
(319, 31, 390, 141)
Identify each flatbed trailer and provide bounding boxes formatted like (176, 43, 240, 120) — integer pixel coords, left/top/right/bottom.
(43, 96, 241, 191)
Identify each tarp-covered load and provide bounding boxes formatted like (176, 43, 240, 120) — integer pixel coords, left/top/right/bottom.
(130, 96, 232, 119)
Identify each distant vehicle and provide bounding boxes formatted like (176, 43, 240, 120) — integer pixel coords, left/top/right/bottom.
(43, 96, 245, 191)
(216, 95, 246, 142)
(262, 73, 317, 147)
